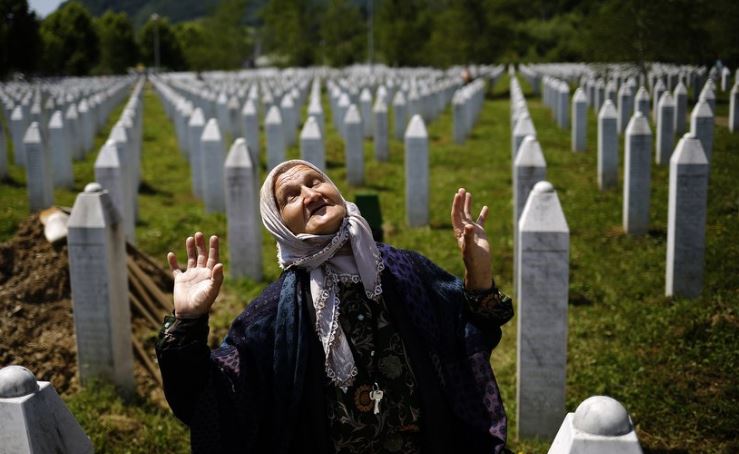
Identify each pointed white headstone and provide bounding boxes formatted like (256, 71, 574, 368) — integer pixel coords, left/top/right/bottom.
(404, 115, 428, 227)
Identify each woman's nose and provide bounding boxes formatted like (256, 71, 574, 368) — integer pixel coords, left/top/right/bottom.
(302, 185, 321, 202)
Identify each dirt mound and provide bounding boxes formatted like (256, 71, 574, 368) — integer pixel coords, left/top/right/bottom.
(0, 214, 171, 402)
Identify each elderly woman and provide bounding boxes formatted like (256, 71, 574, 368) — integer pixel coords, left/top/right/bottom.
(156, 160, 513, 454)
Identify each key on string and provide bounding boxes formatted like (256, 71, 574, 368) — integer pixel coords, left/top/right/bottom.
(370, 383, 384, 415)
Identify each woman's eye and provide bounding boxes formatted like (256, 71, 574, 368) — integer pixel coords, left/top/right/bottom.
(312, 179, 321, 187)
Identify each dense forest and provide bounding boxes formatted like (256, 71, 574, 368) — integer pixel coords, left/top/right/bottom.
(1, 0, 738, 78)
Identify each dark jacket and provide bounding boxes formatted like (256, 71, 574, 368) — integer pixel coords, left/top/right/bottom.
(156, 244, 513, 453)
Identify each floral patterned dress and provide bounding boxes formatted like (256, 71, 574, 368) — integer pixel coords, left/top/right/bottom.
(325, 282, 423, 453)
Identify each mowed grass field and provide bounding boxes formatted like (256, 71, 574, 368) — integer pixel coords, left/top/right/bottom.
(1, 74, 737, 453)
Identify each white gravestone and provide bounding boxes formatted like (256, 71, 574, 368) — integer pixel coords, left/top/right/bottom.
(336, 93, 350, 139)
(241, 99, 260, 168)
(512, 115, 536, 165)
(78, 100, 93, 153)
(656, 92, 676, 166)
(64, 103, 82, 160)
(360, 88, 373, 138)
(729, 83, 738, 133)
(300, 116, 325, 171)
(225, 138, 262, 281)
(188, 108, 206, 198)
(373, 95, 389, 161)
(673, 81, 688, 135)
(0, 120, 7, 179)
(598, 100, 619, 190)
(513, 136, 547, 291)
(265, 105, 285, 171)
(689, 99, 714, 164)
(666, 133, 709, 298)
(548, 396, 643, 454)
(623, 112, 652, 235)
(280, 94, 297, 146)
(10, 105, 26, 166)
(201, 118, 226, 213)
(572, 88, 587, 152)
(635, 87, 650, 119)
(308, 96, 325, 136)
(23, 122, 53, 212)
(0, 366, 93, 454)
(67, 183, 134, 394)
(516, 181, 569, 440)
(95, 139, 134, 242)
(393, 91, 407, 139)
(617, 84, 633, 134)
(405, 115, 429, 227)
(344, 104, 364, 186)
(452, 94, 465, 144)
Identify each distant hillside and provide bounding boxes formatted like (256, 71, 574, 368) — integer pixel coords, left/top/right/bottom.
(67, 0, 265, 27)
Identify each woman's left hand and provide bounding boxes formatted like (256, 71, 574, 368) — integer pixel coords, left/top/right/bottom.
(451, 188, 492, 290)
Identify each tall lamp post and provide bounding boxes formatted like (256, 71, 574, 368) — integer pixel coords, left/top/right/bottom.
(151, 13, 160, 73)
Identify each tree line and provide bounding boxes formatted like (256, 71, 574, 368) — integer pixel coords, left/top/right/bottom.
(1, 0, 738, 79)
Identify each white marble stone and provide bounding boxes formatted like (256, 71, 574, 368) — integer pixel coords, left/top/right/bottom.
(308, 96, 325, 136)
(201, 118, 226, 213)
(77, 99, 94, 153)
(94, 140, 131, 241)
(280, 94, 297, 146)
(265, 105, 285, 171)
(689, 99, 714, 163)
(730, 84, 739, 133)
(344, 104, 364, 186)
(516, 181, 569, 440)
(598, 100, 619, 190)
(23, 122, 54, 212)
(188, 108, 206, 198)
(0, 118, 7, 179)
(404, 115, 428, 227)
(225, 138, 262, 281)
(617, 84, 633, 134)
(513, 136, 547, 291)
(67, 183, 134, 394)
(548, 396, 643, 454)
(10, 105, 26, 166)
(572, 88, 587, 152)
(392, 91, 407, 139)
(673, 81, 688, 135)
(360, 88, 373, 138)
(0, 367, 93, 454)
(666, 133, 709, 298)
(656, 92, 676, 166)
(623, 112, 652, 235)
(300, 116, 325, 171)
(512, 115, 536, 164)
(635, 87, 650, 119)
(241, 99, 260, 167)
(373, 95, 389, 161)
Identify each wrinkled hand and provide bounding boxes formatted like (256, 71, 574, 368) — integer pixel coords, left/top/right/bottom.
(167, 232, 224, 318)
(451, 188, 492, 290)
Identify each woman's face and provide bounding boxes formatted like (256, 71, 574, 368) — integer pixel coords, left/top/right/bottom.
(273, 164, 347, 235)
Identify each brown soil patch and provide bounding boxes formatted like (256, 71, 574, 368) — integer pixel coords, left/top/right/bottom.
(0, 214, 171, 405)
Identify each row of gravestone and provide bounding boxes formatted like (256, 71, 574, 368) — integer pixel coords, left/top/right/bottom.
(0, 77, 136, 211)
(533, 64, 720, 299)
(508, 61, 725, 444)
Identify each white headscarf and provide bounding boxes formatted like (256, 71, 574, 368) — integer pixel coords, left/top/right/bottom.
(260, 160, 384, 388)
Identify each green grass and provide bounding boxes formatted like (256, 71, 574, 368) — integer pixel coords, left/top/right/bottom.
(1, 77, 737, 453)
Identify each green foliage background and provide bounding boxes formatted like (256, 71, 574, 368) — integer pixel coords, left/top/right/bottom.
(1, 0, 739, 77)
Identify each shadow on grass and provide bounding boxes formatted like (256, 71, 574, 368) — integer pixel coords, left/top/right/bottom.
(139, 180, 172, 197)
(1, 174, 24, 188)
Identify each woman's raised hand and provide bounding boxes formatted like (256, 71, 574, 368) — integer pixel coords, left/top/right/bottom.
(167, 232, 224, 318)
(451, 188, 493, 290)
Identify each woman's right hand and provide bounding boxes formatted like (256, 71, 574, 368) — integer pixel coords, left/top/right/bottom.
(167, 232, 224, 318)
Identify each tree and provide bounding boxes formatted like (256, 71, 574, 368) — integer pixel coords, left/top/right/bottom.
(39, 1, 99, 75)
(320, 0, 365, 66)
(138, 15, 186, 70)
(96, 10, 137, 74)
(261, 0, 320, 66)
(0, 0, 41, 78)
(376, 0, 430, 66)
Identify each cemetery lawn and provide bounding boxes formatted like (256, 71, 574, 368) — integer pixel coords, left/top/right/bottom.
(2, 77, 738, 453)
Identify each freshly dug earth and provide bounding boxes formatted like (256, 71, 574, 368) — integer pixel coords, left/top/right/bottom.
(0, 214, 171, 404)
